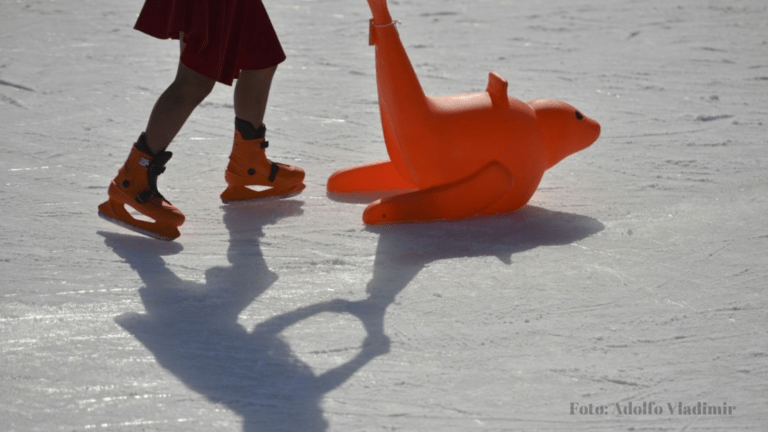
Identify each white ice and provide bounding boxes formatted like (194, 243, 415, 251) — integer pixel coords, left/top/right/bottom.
(1, 0, 767, 431)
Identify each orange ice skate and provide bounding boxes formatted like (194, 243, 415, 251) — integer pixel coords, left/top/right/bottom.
(98, 134, 185, 241)
(220, 120, 305, 203)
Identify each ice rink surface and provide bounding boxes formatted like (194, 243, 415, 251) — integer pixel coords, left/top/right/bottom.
(1, 0, 767, 430)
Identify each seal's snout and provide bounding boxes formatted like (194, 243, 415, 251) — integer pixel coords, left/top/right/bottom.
(585, 115, 601, 146)
(593, 120, 601, 142)
(574, 109, 600, 146)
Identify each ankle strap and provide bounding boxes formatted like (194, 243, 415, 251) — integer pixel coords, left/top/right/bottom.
(235, 118, 266, 140)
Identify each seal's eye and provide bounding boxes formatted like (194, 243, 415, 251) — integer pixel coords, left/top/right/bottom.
(575, 111, 584, 120)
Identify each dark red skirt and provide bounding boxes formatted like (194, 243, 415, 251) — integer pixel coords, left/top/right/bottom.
(134, 0, 286, 85)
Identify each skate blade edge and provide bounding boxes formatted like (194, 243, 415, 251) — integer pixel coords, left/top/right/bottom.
(220, 184, 305, 205)
(98, 210, 178, 242)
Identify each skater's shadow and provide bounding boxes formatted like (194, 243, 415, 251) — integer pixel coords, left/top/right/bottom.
(100, 200, 384, 432)
(100, 202, 602, 431)
(340, 205, 605, 345)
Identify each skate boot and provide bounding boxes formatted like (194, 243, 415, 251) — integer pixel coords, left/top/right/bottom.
(220, 119, 305, 203)
(98, 133, 185, 241)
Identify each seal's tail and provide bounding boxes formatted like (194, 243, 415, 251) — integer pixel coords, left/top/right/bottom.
(367, 0, 392, 25)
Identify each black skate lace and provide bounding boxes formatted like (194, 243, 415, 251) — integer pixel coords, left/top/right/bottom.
(136, 151, 173, 204)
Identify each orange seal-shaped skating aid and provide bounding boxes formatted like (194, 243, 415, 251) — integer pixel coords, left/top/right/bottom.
(327, 0, 601, 224)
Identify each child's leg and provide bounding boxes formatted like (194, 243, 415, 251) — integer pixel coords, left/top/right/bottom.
(144, 33, 216, 154)
(221, 65, 304, 203)
(233, 65, 278, 128)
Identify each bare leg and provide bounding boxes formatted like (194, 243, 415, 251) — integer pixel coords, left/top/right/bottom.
(144, 33, 216, 154)
(233, 65, 278, 128)
(221, 64, 306, 203)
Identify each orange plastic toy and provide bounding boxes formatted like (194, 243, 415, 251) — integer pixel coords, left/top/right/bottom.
(327, 0, 601, 224)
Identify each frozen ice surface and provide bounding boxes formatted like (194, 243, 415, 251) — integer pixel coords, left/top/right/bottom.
(1, 0, 767, 431)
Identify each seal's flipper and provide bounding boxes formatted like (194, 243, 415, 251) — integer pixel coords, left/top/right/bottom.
(327, 160, 416, 193)
(362, 162, 513, 224)
(486, 72, 510, 110)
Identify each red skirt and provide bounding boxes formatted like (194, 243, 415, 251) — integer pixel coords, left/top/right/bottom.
(134, 0, 286, 85)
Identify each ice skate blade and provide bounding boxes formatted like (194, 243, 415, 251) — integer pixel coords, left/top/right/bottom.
(98, 211, 179, 241)
(98, 200, 180, 241)
(220, 183, 305, 204)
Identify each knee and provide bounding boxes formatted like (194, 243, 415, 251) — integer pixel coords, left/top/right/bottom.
(170, 76, 215, 106)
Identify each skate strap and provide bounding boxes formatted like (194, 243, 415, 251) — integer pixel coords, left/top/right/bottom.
(136, 151, 173, 204)
(269, 163, 279, 182)
(235, 118, 267, 140)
